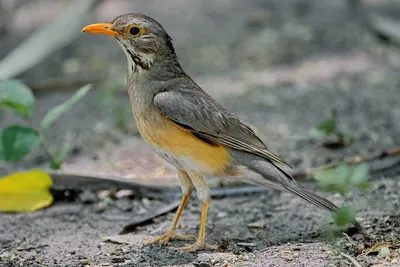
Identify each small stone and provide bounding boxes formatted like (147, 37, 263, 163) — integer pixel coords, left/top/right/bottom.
(78, 190, 98, 204)
(379, 247, 390, 258)
(97, 190, 111, 199)
(216, 212, 228, 218)
(79, 259, 89, 265)
(116, 190, 134, 199)
(247, 220, 266, 228)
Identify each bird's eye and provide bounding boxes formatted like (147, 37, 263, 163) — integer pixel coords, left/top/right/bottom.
(129, 26, 141, 36)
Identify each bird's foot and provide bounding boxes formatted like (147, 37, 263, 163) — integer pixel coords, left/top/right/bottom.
(170, 241, 218, 252)
(143, 229, 195, 246)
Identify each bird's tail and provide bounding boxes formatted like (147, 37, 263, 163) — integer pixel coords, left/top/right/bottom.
(232, 151, 363, 231)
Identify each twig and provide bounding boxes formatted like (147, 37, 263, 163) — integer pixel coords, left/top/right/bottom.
(49, 170, 173, 193)
(32, 147, 399, 202)
(16, 244, 49, 251)
(367, 13, 400, 47)
(0, 239, 25, 255)
(346, 0, 400, 47)
(119, 200, 181, 234)
(340, 252, 363, 267)
(26, 74, 103, 93)
(292, 147, 400, 180)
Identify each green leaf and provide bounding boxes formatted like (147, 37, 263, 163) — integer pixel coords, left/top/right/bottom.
(41, 84, 92, 129)
(0, 170, 53, 212)
(335, 206, 355, 226)
(0, 80, 35, 118)
(314, 164, 350, 193)
(314, 110, 338, 136)
(350, 164, 370, 186)
(0, 126, 40, 161)
(49, 158, 62, 170)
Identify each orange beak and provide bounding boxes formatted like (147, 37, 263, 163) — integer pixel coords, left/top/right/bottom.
(81, 23, 122, 38)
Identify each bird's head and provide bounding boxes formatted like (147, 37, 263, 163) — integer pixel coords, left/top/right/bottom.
(82, 13, 176, 72)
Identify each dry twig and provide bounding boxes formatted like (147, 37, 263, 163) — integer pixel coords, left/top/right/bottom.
(292, 147, 400, 180)
(340, 252, 363, 267)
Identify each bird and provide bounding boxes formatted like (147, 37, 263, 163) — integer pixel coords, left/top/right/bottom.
(82, 13, 362, 252)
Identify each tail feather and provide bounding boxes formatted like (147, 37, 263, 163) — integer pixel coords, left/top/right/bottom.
(283, 181, 363, 231)
(272, 161, 363, 231)
(234, 151, 364, 231)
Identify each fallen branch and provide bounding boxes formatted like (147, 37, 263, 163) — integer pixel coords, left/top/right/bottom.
(367, 12, 400, 47)
(0, 239, 26, 256)
(26, 74, 104, 93)
(42, 147, 399, 201)
(119, 200, 181, 234)
(48, 170, 176, 200)
(346, 0, 400, 47)
(292, 147, 400, 180)
(340, 252, 363, 267)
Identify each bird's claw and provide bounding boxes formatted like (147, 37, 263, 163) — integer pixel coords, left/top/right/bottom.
(143, 230, 195, 246)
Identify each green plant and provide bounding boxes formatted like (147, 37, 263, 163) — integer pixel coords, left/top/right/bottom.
(0, 79, 92, 169)
(311, 110, 354, 148)
(314, 163, 370, 236)
(314, 163, 371, 195)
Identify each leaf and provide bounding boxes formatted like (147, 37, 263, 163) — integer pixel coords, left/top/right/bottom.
(0, 0, 98, 79)
(49, 147, 68, 170)
(0, 80, 35, 118)
(0, 170, 53, 212)
(350, 164, 370, 186)
(0, 126, 40, 161)
(335, 206, 355, 226)
(313, 110, 338, 137)
(314, 164, 350, 194)
(360, 242, 395, 255)
(41, 84, 92, 129)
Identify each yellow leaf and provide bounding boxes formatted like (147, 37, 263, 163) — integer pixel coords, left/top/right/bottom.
(0, 170, 53, 212)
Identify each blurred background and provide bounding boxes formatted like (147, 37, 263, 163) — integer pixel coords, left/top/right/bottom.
(0, 0, 399, 183)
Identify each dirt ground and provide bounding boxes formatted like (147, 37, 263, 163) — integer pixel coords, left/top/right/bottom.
(1, 0, 400, 266)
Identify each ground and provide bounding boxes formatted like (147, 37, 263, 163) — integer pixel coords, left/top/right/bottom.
(0, 0, 400, 266)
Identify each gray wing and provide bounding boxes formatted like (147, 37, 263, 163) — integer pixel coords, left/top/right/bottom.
(153, 88, 290, 167)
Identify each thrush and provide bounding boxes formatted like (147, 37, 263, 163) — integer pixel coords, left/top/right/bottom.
(82, 13, 362, 252)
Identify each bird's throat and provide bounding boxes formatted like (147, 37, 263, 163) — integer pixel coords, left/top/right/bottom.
(117, 41, 153, 74)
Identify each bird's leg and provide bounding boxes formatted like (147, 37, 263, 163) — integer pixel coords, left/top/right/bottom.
(144, 170, 195, 246)
(171, 172, 218, 252)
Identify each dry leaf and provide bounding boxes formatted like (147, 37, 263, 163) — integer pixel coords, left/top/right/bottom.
(358, 242, 396, 255)
(0, 170, 53, 212)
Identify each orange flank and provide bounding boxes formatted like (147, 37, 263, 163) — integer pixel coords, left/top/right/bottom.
(134, 110, 231, 176)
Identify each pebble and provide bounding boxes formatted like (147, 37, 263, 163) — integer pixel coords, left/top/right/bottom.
(237, 242, 257, 247)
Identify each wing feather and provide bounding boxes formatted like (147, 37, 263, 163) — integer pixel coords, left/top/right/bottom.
(154, 88, 290, 167)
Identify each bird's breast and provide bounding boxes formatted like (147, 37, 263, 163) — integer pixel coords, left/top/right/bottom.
(133, 109, 231, 176)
